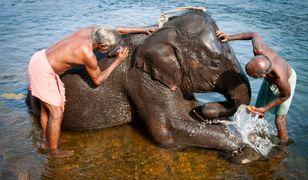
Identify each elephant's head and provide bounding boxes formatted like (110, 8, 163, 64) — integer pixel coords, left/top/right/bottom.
(136, 11, 251, 117)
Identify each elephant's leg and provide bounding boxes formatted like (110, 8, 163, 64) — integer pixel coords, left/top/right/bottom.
(167, 117, 243, 152)
(136, 93, 243, 152)
(142, 103, 260, 163)
(141, 100, 260, 163)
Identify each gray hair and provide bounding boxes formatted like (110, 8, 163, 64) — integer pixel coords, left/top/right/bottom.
(91, 27, 119, 46)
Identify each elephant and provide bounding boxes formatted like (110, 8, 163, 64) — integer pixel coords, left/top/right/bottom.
(27, 10, 261, 163)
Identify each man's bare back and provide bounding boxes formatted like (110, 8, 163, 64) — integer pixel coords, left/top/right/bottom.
(46, 26, 96, 75)
(253, 44, 291, 86)
(45, 25, 157, 85)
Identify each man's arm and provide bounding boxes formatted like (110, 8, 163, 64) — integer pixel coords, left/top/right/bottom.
(84, 47, 129, 86)
(216, 31, 266, 55)
(256, 79, 291, 114)
(115, 25, 158, 35)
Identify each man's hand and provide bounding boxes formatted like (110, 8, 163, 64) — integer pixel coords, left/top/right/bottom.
(216, 31, 229, 42)
(254, 107, 267, 114)
(247, 106, 266, 118)
(115, 47, 129, 64)
(255, 107, 266, 118)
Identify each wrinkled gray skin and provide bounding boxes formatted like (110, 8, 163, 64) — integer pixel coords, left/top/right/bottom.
(27, 12, 260, 162)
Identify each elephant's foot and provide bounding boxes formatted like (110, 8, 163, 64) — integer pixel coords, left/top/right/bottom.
(193, 101, 237, 120)
(228, 144, 262, 164)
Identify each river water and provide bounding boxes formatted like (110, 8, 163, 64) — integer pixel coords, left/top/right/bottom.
(1, 0, 307, 179)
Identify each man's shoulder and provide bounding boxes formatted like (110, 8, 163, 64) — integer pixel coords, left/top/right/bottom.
(79, 46, 96, 62)
(260, 47, 278, 60)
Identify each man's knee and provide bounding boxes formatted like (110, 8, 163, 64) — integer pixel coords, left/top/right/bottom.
(51, 110, 63, 120)
(44, 103, 63, 120)
(275, 115, 286, 122)
(51, 108, 63, 120)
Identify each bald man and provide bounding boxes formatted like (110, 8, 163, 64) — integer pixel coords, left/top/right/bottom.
(216, 31, 296, 145)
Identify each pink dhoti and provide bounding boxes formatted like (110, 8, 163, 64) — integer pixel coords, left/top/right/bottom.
(28, 49, 65, 111)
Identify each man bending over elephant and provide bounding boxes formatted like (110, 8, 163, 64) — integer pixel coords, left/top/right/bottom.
(28, 25, 157, 157)
(216, 31, 296, 145)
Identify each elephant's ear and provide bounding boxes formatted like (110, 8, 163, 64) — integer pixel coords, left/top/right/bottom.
(135, 27, 182, 91)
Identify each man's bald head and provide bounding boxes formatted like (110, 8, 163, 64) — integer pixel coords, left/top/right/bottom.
(245, 55, 272, 78)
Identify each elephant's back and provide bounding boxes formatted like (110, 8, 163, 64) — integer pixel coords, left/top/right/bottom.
(61, 63, 133, 131)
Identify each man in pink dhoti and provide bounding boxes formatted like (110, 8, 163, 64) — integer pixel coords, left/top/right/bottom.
(28, 26, 157, 157)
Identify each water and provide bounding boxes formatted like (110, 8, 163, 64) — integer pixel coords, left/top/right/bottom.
(1, 0, 308, 179)
(229, 105, 275, 156)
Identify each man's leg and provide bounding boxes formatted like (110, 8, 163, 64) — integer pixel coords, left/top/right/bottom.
(40, 102, 48, 141)
(43, 102, 73, 157)
(38, 102, 49, 150)
(275, 115, 288, 145)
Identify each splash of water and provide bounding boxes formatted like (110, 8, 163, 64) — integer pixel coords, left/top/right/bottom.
(228, 105, 275, 156)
